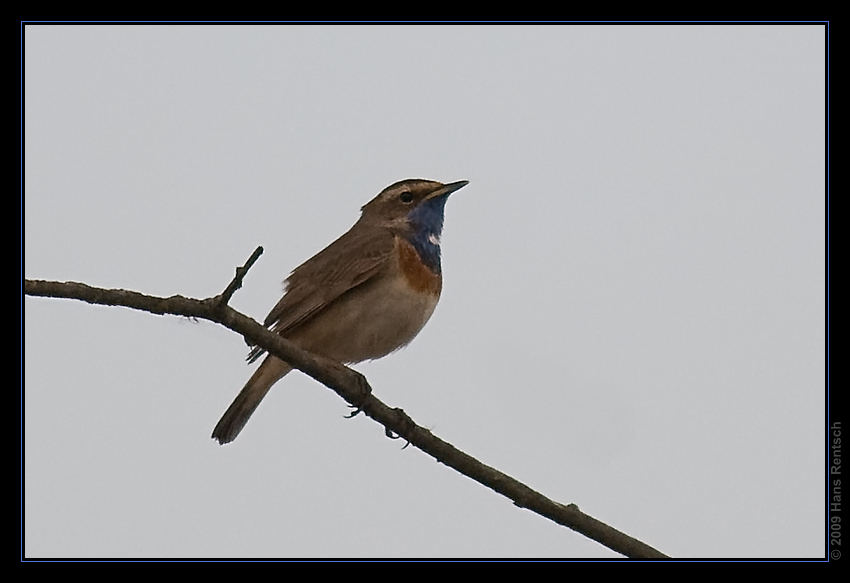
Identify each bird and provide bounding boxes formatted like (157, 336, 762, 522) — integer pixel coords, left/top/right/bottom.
(212, 178, 468, 444)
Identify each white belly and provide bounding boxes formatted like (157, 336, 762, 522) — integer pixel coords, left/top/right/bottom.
(290, 271, 440, 363)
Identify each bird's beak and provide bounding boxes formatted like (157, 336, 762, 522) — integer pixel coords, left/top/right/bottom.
(425, 180, 469, 200)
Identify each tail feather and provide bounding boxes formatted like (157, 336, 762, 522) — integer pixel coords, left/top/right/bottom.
(212, 356, 292, 444)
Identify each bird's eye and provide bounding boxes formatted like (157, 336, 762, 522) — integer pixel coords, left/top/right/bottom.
(399, 191, 414, 203)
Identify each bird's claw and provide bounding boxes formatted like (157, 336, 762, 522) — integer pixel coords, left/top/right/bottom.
(344, 403, 362, 419)
(384, 426, 411, 449)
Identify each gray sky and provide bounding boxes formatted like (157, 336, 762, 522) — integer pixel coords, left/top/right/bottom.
(24, 24, 826, 558)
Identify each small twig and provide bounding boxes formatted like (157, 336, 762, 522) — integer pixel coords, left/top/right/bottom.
(217, 246, 264, 307)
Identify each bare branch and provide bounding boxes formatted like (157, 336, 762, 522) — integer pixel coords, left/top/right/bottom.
(24, 270, 669, 559)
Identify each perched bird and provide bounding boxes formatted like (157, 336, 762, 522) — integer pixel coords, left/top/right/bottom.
(212, 178, 468, 444)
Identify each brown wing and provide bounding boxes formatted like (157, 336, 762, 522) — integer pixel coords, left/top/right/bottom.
(247, 222, 395, 362)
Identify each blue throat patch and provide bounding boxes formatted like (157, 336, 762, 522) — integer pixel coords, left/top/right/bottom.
(405, 194, 448, 274)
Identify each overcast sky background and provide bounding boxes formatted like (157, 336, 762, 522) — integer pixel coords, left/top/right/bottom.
(24, 25, 826, 558)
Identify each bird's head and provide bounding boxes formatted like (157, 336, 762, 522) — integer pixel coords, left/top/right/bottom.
(359, 178, 468, 273)
(360, 179, 468, 232)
